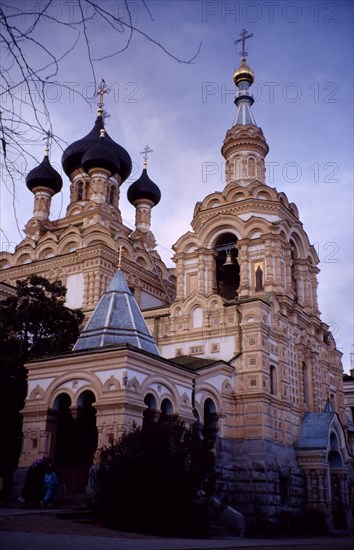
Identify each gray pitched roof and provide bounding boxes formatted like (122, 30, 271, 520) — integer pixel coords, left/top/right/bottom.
(296, 412, 335, 450)
(73, 269, 160, 355)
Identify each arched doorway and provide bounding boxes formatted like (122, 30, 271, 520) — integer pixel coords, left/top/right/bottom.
(214, 233, 240, 299)
(52, 391, 97, 494)
(203, 398, 219, 451)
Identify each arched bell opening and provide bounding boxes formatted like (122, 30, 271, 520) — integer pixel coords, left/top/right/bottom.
(214, 233, 240, 300)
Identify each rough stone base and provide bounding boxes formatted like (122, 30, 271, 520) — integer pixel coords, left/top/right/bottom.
(216, 438, 305, 531)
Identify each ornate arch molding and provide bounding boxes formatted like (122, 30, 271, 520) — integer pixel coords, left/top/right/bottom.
(141, 375, 180, 412)
(202, 222, 242, 249)
(329, 415, 350, 463)
(46, 370, 103, 407)
(195, 383, 223, 415)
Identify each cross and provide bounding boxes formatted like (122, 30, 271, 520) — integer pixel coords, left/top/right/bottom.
(140, 145, 153, 167)
(44, 130, 53, 155)
(234, 29, 253, 58)
(96, 79, 110, 108)
(117, 245, 123, 270)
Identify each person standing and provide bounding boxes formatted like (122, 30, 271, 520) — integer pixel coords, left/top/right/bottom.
(41, 463, 58, 507)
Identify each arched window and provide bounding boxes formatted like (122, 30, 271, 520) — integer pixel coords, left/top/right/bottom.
(160, 398, 173, 418)
(143, 393, 157, 425)
(270, 365, 277, 395)
(203, 398, 218, 451)
(302, 362, 310, 407)
(234, 156, 242, 180)
(109, 185, 117, 205)
(77, 182, 84, 200)
(214, 233, 240, 300)
(248, 157, 256, 177)
(77, 390, 96, 419)
(192, 307, 203, 328)
(290, 240, 298, 301)
(53, 392, 71, 412)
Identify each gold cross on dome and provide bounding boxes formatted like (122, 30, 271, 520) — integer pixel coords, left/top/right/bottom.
(234, 29, 253, 58)
(140, 145, 153, 167)
(96, 79, 110, 108)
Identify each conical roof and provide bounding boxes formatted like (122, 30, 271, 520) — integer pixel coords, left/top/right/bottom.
(26, 154, 63, 194)
(73, 269, 160, 355)
(61, 112, 132, 182)
(127, 167, 161, 206)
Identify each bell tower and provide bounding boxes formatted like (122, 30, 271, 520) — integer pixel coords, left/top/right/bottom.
(155, 32, 321, 371)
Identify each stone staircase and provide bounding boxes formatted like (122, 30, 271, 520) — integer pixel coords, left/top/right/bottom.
(207, 497, 245, 538)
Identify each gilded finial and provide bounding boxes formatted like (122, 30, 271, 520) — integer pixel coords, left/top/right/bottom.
(140, 145, 153, 169)
(233, 30, 255, 87)
(100, 128, 105, 138)
(117, 245, 123, 270)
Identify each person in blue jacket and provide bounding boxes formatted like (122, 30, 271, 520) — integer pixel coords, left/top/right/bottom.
(41, 463, 58, 507)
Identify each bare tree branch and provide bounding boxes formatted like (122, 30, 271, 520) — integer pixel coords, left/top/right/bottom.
(0, 1, 201, 245)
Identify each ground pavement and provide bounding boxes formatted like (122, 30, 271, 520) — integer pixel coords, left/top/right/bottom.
(0, 506, 353, 550)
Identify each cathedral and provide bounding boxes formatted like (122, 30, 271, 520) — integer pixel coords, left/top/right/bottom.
(1, 40, 353, 531)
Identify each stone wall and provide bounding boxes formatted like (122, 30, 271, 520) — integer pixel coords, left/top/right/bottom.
(216, 437, 305, 529)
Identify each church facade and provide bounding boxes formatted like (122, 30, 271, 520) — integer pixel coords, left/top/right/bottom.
(1, 49, 353, 531)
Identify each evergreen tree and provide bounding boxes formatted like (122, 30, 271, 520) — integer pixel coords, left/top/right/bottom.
(0, 275, 83, 501)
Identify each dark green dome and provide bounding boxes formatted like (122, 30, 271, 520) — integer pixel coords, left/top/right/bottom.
(82, 134, 120, 176)
(61, 113, 132, 183)
(127, 168, 161, 206)
(26, 155, 63, 194)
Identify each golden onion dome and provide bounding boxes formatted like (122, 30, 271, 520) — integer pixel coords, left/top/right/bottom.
(233, 57, 255, 86)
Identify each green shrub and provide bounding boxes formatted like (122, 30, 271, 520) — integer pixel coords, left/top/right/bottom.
(94, 417, 215, 536)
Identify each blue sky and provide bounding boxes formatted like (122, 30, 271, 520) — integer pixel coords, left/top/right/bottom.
(1, 0, 353, 371)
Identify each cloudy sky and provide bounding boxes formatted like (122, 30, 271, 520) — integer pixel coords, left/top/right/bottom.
(1, 0, 353, 371)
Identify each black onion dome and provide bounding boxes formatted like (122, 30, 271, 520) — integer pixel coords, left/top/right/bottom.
(26, 155, 63, 194)
(61, 114, 132, 183)
(127, 168, 161, 206)
(81, 135, 120, 176)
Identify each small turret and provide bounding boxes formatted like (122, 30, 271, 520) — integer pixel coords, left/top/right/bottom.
(26, 148, 62, 221)
(127, 146, 161, 237)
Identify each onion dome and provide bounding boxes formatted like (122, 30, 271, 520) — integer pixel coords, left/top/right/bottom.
(81, 129, 120, 176)
(233, 57, 255, 87)
(26, 153, 63, 194)
(61, 111, 132, 182)
(127, 167, 161, 206)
